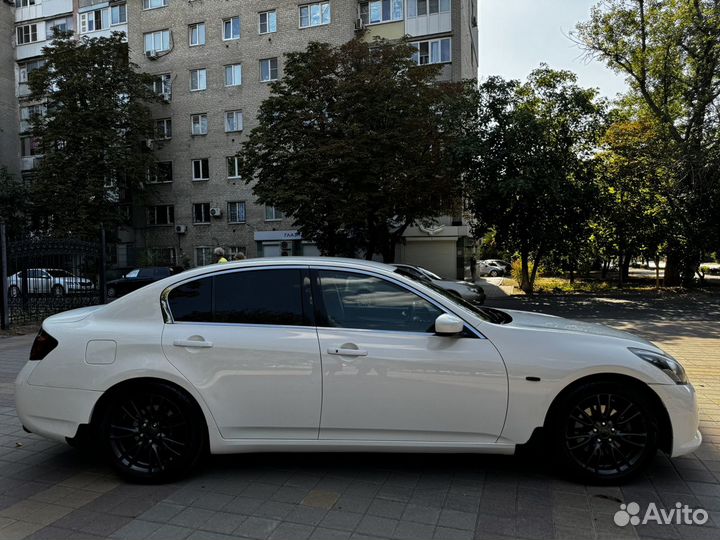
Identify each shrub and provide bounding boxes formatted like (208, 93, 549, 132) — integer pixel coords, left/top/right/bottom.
(511, 259, 542, 287)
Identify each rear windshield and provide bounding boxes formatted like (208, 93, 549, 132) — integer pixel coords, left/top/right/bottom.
(395, 270, 512, 324)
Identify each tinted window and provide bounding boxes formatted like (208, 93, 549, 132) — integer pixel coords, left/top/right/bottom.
(138, 268, 155, 278)
(214, 269, 307, 325)
(168, 277, 212, 322)
(317, 270, 442, 333)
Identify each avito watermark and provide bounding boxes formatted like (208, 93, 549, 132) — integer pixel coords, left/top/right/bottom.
(614, 502, 708, 527)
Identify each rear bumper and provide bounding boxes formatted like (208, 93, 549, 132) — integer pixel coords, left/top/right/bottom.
(651, 383, 702, 457)
(15, 362, 101, 443)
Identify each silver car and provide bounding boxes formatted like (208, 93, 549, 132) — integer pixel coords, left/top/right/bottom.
(8, 268, 95, 297)
(391, 264, 486, 304)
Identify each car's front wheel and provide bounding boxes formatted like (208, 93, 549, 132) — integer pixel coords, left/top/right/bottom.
(549, 380, 658, 484)
(52, 285, 65, 296)
(489, 270, 500, 277)
(8, 285, 20, 298)
(99, 382, 207, 482)
(106, 286, 116, 298)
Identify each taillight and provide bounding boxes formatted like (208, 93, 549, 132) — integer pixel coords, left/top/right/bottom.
(29, 329, 58, 361)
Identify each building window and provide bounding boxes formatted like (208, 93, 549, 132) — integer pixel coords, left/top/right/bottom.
(48, 17, 72, 35)
(227, 201, 246, 223)
(193, 203, 211, 224)
(411, 37, 451, 65)
(111, 4, 127, 25)
(147, 161, 173, 183)
(224, 110, 243, 132)
(360, 0, 403, 25)
(192, 158, 209, 180)
(190, 68, 207, 91)
(20, 137, 41, 157)
(223, 16, 240, 40)
(259, 10, 277, 34)
(408, 0, 450, 17)
(260, 58, 278, 82)
(195, 247, 213, 266)
(224, 64, 242, 86)
(147, 247, 176, 265)
(147, 205, 174, 225)
(144, 30, 171, 53)
(191, 114, 208, 135)
(299, 2, 331, 28)
(189, 22, 205, 46)
(228, 246, 246, 259)
(79, 10, 103, 34)
(151, 73, 172, 96)
(17, 0, 38, 7)
(20, 104, 46, 122)
(18, 60, 45, 84)
(265, 206, 285, 221)
(143, 0, 168, 10)
(16, 24, 38, 44)
(227, 156, 241, 178)
(154, 118, 172, 139)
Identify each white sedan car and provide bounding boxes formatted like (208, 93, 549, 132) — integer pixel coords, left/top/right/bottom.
(16, 258, 700, 483)
(8, 268, 95, 297)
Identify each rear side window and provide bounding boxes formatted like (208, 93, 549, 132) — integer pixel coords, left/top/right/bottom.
(167, 269, 309, 326)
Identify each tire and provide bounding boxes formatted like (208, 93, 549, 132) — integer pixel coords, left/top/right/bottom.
(107, 287, 116, 298)
(489, 270, 499, 277)
(99, 381, 207, 482)
(548, 380, 658, 484)
(8, 285, 20, 298)
(52, 285, 65, 297)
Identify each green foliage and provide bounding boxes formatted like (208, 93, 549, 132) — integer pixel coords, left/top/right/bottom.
(463, 66, 607, 293)
(577, 0, 720, 285)
(0, 168, 29, 237)
(236, 37, 466, 261)
(28, 30, 159, 237)
(511, 259, 542, 287)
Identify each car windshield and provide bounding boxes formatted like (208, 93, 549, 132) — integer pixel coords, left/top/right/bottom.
(394, 270, 512, 324)
(418, 267, 443, 280)
(47, 269, 74, 278)
(125, 269, 140, 278)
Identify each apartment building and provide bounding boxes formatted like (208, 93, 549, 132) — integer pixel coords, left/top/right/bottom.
(127, 0, 478, 277)
(1, 1, 19, 177)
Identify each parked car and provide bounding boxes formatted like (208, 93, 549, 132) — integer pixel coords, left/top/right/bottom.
(106, 266, 180, 299)
(7, 268, 95, 297)
(17, 257, 699, 483)
(476, 259, 509, 277)
(391, 263, 486, 304)
(482, 259, 512, 275)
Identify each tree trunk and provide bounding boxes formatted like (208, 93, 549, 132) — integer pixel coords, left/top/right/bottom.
(621, 253, 632, 284)
(664, 247, 682, 286)
(528, 246, 543, 291)
(520, 248, 532, 294)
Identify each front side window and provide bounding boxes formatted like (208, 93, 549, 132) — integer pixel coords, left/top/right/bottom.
(192, 158, 209, 180)
(193, 203, 211, 224)
(259, 10, 277, 34)
(191, 113, 208, 135)
(143, 0, 168, 10)
(223, 16, 240, 40)
(189, 22, 205, 46)
(17, 24, 38, 44)
(299, 2, 331, 28)
(111, 4, 127, 25)
(167, 270, 308, 325)
(227, 201, 246, 223)
(225, 110, 243, 132)
(227, 156, 241, 178)
(144, 30, 171, 53)
(224, 64, 242, 86)
(260, 58, 278, 82)
(190, 68, 207, 91)
(317, 270, 443, 332)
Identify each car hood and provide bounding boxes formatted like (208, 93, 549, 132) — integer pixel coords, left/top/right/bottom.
(501, 309, 653, 346)
(44, 305, 104, 324)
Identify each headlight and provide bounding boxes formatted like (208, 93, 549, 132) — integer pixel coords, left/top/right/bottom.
(629, 347, 688, 384)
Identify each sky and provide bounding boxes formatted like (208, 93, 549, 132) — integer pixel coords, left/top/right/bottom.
(479, 0, 628, 99)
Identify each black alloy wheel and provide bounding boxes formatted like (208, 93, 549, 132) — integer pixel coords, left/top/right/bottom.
(100, 382, 206, 482)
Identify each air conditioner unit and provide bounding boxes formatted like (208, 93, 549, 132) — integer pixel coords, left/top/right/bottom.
(209, 207, 222, 218)
(175, 225, 187, 234)
(354, 18, 364, 31)
(161, 92, 172, 103)
(145, 50, 158, 60)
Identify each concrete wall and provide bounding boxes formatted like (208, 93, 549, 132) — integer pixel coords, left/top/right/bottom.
(1, 2, 19, 177)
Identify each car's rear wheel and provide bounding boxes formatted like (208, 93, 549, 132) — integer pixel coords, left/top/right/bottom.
(489, 270, 500, 277)
(52, 284, 65, 296)
(107, 286, 116, 298)
(8, 285, 20, 298)
(549, 381, 658, 484)
(99, 382, 207, 482)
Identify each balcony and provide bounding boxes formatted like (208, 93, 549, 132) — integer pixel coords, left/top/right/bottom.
(15, 0, 73, 22)
(20, 156, 43, 171)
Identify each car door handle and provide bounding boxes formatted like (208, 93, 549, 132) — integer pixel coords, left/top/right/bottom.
(173, 339, 213, 348)
(327, 347, 368, 357)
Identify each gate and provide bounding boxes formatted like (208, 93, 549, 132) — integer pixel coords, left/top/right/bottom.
(0, 224, 106, 329)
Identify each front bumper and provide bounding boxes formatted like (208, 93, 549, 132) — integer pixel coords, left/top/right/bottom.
(15, 362, 102, 443)
(651, 383, 702, 457)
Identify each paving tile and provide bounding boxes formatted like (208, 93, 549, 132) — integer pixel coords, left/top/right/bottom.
(320, 510, 364, 531)
(392, 520, 434, 540)
(146, 523, 194, 540)
(199, 511, 247, 534)
(355, 515, 398, 537)
(433, 526, 474, 540)
(138, 502, 186, 523)
(234, 516, 281, 540)
(309, 527, 353, 540)
(438, 509, 477, 531)
(401, 504, 441, 525)
(285, 505, 328, 526)
(110, 519, 162, 539)
(268, 522, 314, 540)
(169, 506, 217, 528)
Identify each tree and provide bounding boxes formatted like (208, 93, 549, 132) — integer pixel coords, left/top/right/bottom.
(464, 67, 606, 293)
(0, 168, 29, 238)
(28, 31, 159, 237)
(576, 0, 720, 285)
(236, 37, 465, 261)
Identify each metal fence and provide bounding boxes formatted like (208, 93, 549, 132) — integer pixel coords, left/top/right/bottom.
(0, 224, 106, 329)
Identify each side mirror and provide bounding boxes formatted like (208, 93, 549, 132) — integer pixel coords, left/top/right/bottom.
(435, 314, 464, 336)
